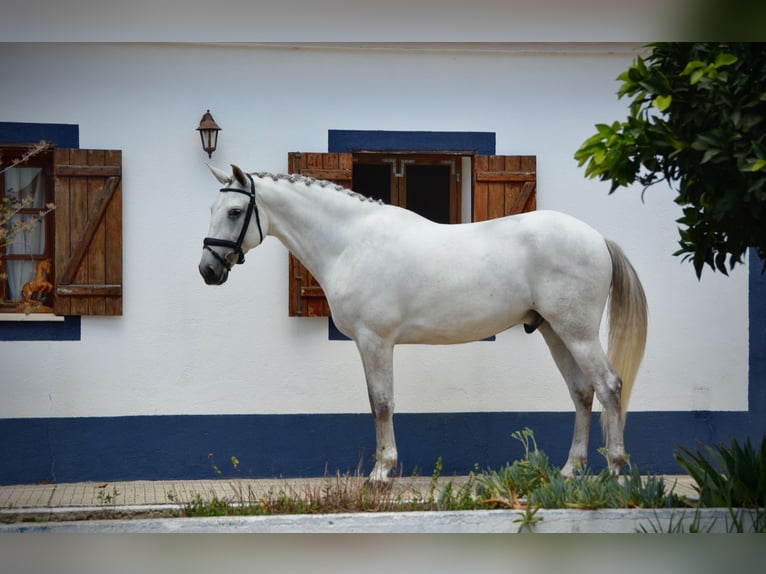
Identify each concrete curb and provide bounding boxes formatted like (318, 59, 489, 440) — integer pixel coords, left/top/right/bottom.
(1, 507, 757, 533)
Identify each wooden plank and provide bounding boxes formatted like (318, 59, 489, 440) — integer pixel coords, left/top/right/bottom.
(474, 171, 536, 182)
(56, 165, 121, 177)
(53, 148, 72, 316)
(520, 155, 537, 172)
(300, 286, 327, 298)
(289, 254, 300, 316)
(87, 150, 106, 315)
(507, 181, 535, 215)
(300, 153, 352, 187)
(56, 285, 121, 296)
(296, 168, 352, 182)
(487, 156, 506, 220)
(488, 181, 505, 220)
(501, 157, 520, 218)
(69, 149, 90, 316)
(472, 155, 489, 222)
(104, 150, 123, 315)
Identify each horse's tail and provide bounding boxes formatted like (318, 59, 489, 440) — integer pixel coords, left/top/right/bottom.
(604, 239, 648, 428)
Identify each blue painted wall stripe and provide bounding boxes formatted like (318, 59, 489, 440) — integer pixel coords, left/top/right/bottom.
(1, 410, 763, 485)
(0, 122, 78, 148)
(0, 316, 80, 341)
(329, 129, 496, 155)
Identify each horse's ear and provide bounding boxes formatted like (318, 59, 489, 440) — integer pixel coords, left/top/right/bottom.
(231, 164, 248, 187)
(207, 164, 232, 185)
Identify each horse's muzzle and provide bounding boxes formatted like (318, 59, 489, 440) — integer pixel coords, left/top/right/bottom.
(199, 261, 229, 285)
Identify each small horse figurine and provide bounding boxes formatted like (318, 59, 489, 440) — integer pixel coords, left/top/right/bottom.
(199, 164, 648, 483)
(19, 258, 54, 310)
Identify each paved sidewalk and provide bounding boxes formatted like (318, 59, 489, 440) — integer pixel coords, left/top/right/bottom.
(0, 475, 471, 522)
(0, 474, 698, 523)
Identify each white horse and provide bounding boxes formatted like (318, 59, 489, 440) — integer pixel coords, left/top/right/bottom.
(199, 164, 648, 483)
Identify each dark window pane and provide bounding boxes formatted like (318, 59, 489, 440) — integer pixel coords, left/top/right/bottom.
(352, 164, 391, 204)
(406, 165, 450, 223)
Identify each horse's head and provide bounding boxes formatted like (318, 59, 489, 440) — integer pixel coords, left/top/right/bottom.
(199, 164, 267, 285)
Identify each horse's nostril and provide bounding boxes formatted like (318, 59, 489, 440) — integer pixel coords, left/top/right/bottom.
(199, 262, 228, 285)
(199, 264, 216, 283)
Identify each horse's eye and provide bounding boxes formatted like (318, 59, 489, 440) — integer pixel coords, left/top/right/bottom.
(228, 208, 243, 219)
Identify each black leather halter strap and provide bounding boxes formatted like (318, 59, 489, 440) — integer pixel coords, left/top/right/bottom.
(203, 173, 263, 271)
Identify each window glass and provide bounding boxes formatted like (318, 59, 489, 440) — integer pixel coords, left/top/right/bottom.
(1, 155, 53, 311)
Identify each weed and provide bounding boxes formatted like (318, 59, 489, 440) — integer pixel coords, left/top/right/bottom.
(513, 505, 543, 533)
(95, 484, 121, 506)
(475, 428, 557, 510)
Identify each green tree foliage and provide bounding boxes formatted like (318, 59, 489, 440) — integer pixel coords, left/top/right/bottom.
(575, 43, 766, 277)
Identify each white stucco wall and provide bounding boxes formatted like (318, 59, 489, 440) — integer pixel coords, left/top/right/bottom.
(0, 43, 748, 419)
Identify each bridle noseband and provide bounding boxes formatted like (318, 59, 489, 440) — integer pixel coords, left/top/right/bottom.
(203, 173, 264, 271)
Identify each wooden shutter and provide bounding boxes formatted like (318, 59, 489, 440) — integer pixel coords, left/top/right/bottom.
(287, 152, 352, 317)
(53, 148, 123, 316)
(473, 155, 536, 221)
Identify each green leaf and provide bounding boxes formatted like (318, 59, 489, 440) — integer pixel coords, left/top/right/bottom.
(690, 68, 706, 85)
(579, 131, 608, 149)
(681, 60, 706, 76)
(653, 94, 672, 112)
(595, 123, 615, 137)
(713, 52, 738, 68)
(592, 148, 606, 165)
(701, 148, 720, 164)
(627, 66, 643, 83)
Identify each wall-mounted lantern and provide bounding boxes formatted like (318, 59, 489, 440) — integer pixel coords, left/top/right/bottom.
(196, 110, 221, 158)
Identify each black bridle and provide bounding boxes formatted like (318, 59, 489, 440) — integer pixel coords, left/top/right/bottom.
(203, 173, 264, 271)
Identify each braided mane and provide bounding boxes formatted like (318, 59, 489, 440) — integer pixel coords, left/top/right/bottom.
(252, 171, 383, 205)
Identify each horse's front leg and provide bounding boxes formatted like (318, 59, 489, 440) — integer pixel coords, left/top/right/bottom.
(355, 335, 397, 485)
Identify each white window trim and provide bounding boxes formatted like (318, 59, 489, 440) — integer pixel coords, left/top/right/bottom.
(0, 313, 64, 322)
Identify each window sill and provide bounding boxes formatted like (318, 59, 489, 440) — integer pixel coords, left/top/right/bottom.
(0, 313, 65, 322)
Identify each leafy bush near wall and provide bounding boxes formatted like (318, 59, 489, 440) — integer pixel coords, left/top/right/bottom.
(674, 436, 766, 508)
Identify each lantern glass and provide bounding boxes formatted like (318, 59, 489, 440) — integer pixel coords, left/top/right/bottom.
(196, 110, 221, 158)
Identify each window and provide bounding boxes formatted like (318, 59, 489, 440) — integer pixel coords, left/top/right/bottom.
(0, 141, 123, 318)
(286, 151, 536, 317)
(353, 153, 461, 224)
(0, 146, 55, 313)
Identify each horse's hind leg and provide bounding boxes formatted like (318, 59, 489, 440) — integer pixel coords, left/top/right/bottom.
(355, 334, 398, 484)
(539, 322, 594, 477)
(562, 335, 626, 473)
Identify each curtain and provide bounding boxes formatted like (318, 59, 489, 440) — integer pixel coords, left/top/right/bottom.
(4, 168, 44, 301)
